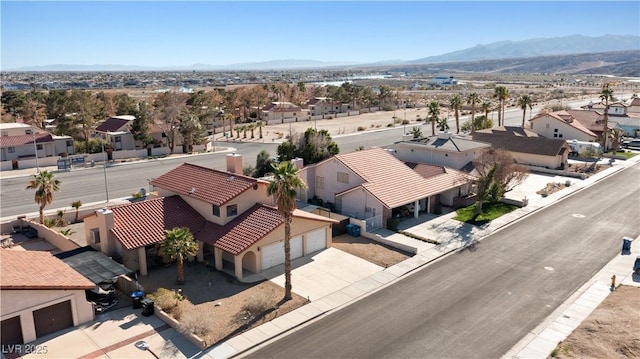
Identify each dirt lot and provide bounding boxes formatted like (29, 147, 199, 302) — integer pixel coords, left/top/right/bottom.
(332, 234, 412, 268)
(137, 235, 409, 347)
(551, 285, 640, 358)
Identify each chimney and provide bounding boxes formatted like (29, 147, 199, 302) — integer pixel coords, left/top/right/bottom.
(96, 208, 115, 254)
(437, 131, 453, 139)
(226, 153, 243, 175)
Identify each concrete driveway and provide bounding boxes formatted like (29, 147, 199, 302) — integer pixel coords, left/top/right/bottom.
(259, 247, 383, 301)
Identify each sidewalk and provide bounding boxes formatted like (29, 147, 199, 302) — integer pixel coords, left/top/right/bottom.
(203, 156, 640, 358)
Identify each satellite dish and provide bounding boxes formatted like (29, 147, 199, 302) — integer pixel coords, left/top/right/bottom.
(140, 188, 146, 197)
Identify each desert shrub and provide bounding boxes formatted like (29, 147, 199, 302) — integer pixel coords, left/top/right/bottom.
(386, 123, 394, 127)
(43, 218, 58, 228)
(171, 299, 190, 320)
(394, 118, 402, 124)
(357, 126, 366, 131)
(178, 305, 215, 337)
(242, 293, 274, 317)
(401, 119, 410, 125)
(148, 288, 183, 311)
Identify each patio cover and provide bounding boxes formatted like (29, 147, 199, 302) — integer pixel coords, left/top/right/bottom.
(56, 247, 133, 284)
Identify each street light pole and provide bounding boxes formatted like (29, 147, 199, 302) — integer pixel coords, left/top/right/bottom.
(102, 141, 109, 202)
(32, 133, 40, 173)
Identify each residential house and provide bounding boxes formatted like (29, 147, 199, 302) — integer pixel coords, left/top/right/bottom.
(0, 123, 74, 163)
(472, 127, 570, 169)
(391, 132, 491, 170)
(305, 97, 350, 117)
(297, 148, 476, 230)
(529, 110, 600, 144)
(84, 156, 335, 280)
(628, 97, 640, 115)
(1, 250, 94, 345)
(260, 102, 308, 124)
(94, 115, 136, 151)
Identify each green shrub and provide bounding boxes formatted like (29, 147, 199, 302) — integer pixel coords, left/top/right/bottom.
(387, 217, 400, 231)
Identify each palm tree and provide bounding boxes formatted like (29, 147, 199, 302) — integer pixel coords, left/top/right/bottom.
(450, 94, 462, 133)
(26, 171, 61, 224)
(493, 86, 509, 127)
(161, 227, 199, 284)
(600, 83, 614, 150)
(256, 120, 264, 139)
(518, 94, 533, 128)
(71, 200, 82, 223)
(467, 92, 480, 133)
(481, 100, 492, 129)
(267, 161, 307, 301)
(427, 101, 440, 136)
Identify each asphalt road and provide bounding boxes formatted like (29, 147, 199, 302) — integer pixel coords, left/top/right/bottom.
(0, 98, 597, 218)
(243, 163, 640, 359)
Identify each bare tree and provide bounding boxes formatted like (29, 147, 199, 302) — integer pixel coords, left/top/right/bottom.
(153, 91, 188, 153)
(473, 148, 528, 215)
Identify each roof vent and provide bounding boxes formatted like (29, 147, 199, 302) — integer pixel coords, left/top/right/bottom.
(227, 176, 234, 182)
(189, 187, 196, 194)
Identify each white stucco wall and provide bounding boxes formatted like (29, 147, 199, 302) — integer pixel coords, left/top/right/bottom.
(337, 187, 383, 220)
(530, 116, 597, 142)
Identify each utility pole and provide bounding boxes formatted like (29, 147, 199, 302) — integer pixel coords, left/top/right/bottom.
(32, 133, 40, 173)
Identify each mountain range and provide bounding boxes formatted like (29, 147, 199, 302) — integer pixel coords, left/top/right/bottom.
(7, 34, 640, 72)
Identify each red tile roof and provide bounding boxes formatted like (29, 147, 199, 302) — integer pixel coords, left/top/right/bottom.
(211, 204, 284, 255)
(209, 204, 337, 255)
(0, 251, 94, 290)
(332, 148, 452, 208)
(150, 163, 259, 206)
(95, 117, 132, 132)
(406, 162, 476, 192)
(0, 133, 52, 148)
(111, 196, 206, 250)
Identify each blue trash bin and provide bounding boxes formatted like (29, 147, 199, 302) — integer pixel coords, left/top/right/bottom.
(346, 224, 354, 236)
(622, 238, 632, 253)
(131, 291, 144, 309)
(353, 226, 361, 237)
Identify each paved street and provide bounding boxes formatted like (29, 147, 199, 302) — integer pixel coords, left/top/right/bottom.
(243, 164, 640, 359)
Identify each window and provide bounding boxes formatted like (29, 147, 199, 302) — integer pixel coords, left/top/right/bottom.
(36, 144, 43, 150)
(546, 123, 550, 129)
(25, 129, 32, 135)
(212, 204, 220, 217)
(1, 131, 8, 136)
(559, 134, 563, 138)
(66, 140, 73, 146)
(337, 172, 349, 184)
(316, 176, 325, 189)
(115, 136, 121, 143)
(227, 204, 238, 217)
(553, 134, 558, 138)
(554, 129, 558, 133)
(8, 147, 15, 153)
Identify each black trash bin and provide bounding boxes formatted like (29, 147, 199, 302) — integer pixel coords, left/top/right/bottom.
(131, 291, 144, 309)
(141, 298, 154, 317)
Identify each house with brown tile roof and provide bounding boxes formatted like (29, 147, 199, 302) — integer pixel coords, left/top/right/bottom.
(0, 250, 95, 344)
(0, 123, 74, 162)
(391, 132, 491, 170)
(260, 101, 309, 124)
(472, 127, 571, 169)
(84, 156, 336, 279)
(297, 147, 476, 230)
(529, 110, 600, 144)
(94, 115, 136, 151)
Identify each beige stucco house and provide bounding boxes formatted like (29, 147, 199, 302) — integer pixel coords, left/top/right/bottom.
(391, 132, 491, 170)
(94, 115, 136, 151)
(472, 127, 571, 169)
(84, 155, 335, 280)
(0, 123, 74, 162)
(1, 251, 94, 345)
(529, 110, 600, 144)
(297, 148, 475, 230)
(260, 102, 309, 124)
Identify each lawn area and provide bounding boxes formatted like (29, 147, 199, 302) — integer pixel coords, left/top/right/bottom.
(607, 150, 638, 160)
(454, 202, 518, 225)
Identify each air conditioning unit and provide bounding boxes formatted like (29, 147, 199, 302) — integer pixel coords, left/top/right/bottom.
(90, 229, 101, 244)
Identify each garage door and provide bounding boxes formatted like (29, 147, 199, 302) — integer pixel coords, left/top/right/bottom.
(33, 301, 73, 338)
(1, 316, 23, 345)
(261, 241, 284, 270)
(306, 228, 327, 254)
(291, 236, 303, 260)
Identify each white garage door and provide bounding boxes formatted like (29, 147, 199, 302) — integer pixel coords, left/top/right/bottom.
(261, 241, 284, 270)
(306, 228, 326, 254)
(291, 236, 303, 259)
(261, 236, 303, 270)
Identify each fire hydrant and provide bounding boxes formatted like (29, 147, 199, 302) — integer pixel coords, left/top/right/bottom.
(610, 274, 616, 290)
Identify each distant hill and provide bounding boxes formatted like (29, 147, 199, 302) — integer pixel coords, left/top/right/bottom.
(407, 34, 640, 64)
(6, 34, 639, 72)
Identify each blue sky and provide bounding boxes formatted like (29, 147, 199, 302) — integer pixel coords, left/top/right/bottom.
(1, 1, 639, 69)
